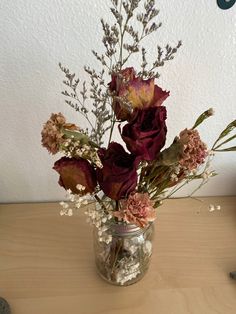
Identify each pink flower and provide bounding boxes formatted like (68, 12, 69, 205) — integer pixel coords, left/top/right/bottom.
(41, 113, 78, 154)
(114, 193, 156, 228)
(178, 129, 208, 171)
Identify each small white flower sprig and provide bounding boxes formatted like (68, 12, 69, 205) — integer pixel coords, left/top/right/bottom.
(60, 133, 103, 169)
(209, 204, 221, 212)
(59, 184, 114, 244)
(59, 185, 91, 216)
(85, 202, 113, 244)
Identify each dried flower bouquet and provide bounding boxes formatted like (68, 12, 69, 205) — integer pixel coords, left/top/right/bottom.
(41, 0, 236, 285)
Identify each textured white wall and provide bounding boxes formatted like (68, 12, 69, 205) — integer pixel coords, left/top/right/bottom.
(0, 0, 235, 203)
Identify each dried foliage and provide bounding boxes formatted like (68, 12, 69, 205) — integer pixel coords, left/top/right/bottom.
(59, 0, 182, 146)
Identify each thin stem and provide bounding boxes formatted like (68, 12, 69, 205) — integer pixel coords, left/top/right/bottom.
(121, 23, 146, 66)
(108, 113, 116, 145)
(68, 90, 97, 138)
(188, 179, 208, 197)
(94, 194, 109, 214)
(111, 239, 123, 274)
(118, 1, 125, 64)
(165, 180, 190, 199)
(118, 0, 136, 67)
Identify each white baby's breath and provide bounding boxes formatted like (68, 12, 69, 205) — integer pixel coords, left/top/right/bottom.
(59, 189, 91, 216)
(209, 204, 221, 212)
(209, 204, 215, 212)
(84, 202, 113, 244)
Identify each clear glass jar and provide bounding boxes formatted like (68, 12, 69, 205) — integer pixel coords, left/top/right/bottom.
(93, 222, 154, 286)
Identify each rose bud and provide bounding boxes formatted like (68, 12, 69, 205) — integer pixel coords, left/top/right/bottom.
(53, 157, 97, 194)
(121, 106, 167, 161)
(97, 142, 138, 201)
(109, 67, 169, 121)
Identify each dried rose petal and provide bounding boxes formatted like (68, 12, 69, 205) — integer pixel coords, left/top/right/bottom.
(97, 142, 138, 200)
(53, 157, 97, 194)
(121, 106, 167, 161)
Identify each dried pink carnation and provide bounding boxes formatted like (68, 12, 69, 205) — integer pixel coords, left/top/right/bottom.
(178, 128, 208, 171)
(114, 192, 156, 228)
(41, 113, 78, 154)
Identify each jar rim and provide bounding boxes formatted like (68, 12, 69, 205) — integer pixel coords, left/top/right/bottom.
(109, 221, 152, 236)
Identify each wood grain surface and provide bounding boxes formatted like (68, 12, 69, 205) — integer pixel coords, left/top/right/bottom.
(0, 197, 236, 314)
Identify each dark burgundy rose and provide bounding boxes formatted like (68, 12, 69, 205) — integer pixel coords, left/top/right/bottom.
(121, 106, 167, 161)
(97, 142, 138, 200)
(53, 157, 97, 194)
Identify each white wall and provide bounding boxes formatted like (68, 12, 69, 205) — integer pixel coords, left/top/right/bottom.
(0, 0, 235, 203)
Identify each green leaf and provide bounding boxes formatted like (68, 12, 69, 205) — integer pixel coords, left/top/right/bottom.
(158, 139, 183, 166)
(62, 129, 99, 148)
(214, 146, 236, 152)
(214, 120, 236, 147)
(192, 108, 214, 129)
(214, 134, 236, 150)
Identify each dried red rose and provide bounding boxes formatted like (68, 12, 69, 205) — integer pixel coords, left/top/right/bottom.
(53, 157, 97, 194)
(109, 67, 169, 121)
(121, 106, 167, 161)
(97, 142, 138, 201)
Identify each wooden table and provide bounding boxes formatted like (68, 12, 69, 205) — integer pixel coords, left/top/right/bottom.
(0, 197, 236, 314)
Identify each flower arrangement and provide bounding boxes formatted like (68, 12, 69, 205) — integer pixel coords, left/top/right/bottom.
(41, 0, 235, 285)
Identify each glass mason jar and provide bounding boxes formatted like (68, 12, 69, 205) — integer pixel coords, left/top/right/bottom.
(93, 222, 154, 286)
